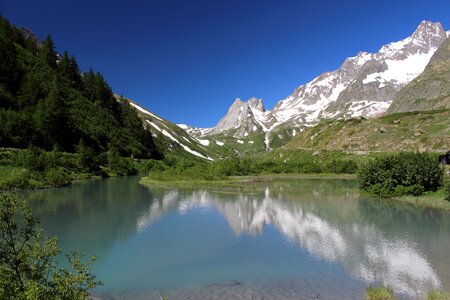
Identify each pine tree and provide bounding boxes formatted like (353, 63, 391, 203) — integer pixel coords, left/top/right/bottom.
(68, 55, 82, 89)
(57, 51, 70, 78)
(57, 51, 82, 89)
(0, 35, 21, 95)
(34, 78, 69, 149)
(39, 35, 57, 69)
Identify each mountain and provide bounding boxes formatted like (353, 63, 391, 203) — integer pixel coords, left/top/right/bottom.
(387, 36, 450, 113)
(184, 21, 449, 150)
(120, 97, 215, 161)
(209, 97, 266, 137)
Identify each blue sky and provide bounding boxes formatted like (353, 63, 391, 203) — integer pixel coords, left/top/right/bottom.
(1, 0, 449, 127)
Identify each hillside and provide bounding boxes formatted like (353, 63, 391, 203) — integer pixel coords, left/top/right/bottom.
(285, 109, 450, 152)
(0, 16, 160, 159)
(387, 37, 450, 113)
(118, 96, 215, 161)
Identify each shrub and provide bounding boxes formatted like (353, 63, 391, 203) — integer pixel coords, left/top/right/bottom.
(44, 168, 71, 187)
(0, 192, 102, 299)
(324, 159, 358, 174)
(365, 286, 397, 300)
(107, 150, 137, 176)
(446, 180, 450, 201)
(358, 152, 443, 197)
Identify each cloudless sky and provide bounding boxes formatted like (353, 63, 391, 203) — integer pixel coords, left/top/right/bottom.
(1, 0, 449, 127)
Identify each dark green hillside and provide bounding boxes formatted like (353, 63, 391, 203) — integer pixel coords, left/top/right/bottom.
(0, 16, 160, 159)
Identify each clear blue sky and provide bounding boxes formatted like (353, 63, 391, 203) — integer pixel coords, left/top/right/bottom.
(1, 0, 449, 127)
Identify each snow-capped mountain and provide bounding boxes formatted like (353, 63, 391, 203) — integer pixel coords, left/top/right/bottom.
(183, 21, 448, 149)
(270, 20, 448, 126)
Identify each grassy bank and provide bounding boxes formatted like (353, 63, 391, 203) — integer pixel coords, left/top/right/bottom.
(392, 189, 450, 211)
(139, 173, 356, 192)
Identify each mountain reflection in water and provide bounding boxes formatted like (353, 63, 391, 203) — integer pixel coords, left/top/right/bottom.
(136, 184, 443, 297)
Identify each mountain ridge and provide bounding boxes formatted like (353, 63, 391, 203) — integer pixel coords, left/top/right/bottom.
(181, 20, 448, 150)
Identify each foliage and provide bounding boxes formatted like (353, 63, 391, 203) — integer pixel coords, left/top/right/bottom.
(145, 153, 359, 182)
(0, 192, 102, 299)
(107, 148, 137, 176)
(365, 286, 397, 300)
(358, 152, 443, 197)
(446, 179, 450, 201)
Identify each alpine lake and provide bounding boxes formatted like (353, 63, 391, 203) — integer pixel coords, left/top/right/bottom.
(21, 176, 450, 300)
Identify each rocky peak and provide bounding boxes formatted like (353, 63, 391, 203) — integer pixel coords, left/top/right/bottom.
(411, 21, 446, 45)
(378, 21, 445, 60)
(208, 97, 266, 136)
(247, 97, 265, 111)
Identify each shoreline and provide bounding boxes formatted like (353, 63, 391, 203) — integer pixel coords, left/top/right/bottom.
(139, 173, 357, 192)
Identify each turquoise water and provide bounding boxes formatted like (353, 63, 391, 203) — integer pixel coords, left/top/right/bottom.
(23, 176, 450, 299)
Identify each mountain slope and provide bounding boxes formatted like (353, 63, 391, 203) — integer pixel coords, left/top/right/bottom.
(118, 97, 215, 161)
(387, 37, 450, 113)
(285, 109, 450, 152)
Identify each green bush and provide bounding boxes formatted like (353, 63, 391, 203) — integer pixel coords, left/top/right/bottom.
(44, 168, 71, 187)
(445, 180, 450, 201)
(107, 149, 137, 176)
(324, 159, 358, 174)
(358, 152, 443, 197)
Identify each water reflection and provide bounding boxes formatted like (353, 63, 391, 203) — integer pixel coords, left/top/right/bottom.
(137, 182, 446, 297)
(23, 177, 449, 298)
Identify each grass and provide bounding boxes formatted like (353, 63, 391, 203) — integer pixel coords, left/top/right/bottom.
(426, 291, 450, 300)
(0, 166, 31, 190)
(365, 287, 450, 300)
(285, 109, 450, 152)
(365, 286, 396, 300)
(139, 173, 356, 192)
(392, 189, 450, 211)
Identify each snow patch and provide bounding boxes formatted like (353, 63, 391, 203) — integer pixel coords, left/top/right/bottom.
(215, 140, 224, 146)
(146, 121, 213, 161)
(236, 140, 244, 144)
(197, 139, 210, 146)
(363, 51, 435, 85)
(129, 102, 162, 121)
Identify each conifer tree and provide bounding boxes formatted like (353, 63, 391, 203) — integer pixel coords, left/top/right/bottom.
(68, 55, 82, 88)
(0, 35, 21, 95)
(57, 51, 70, 78)
(34, 78, 69, 149)
(39, 35, 57, 69)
